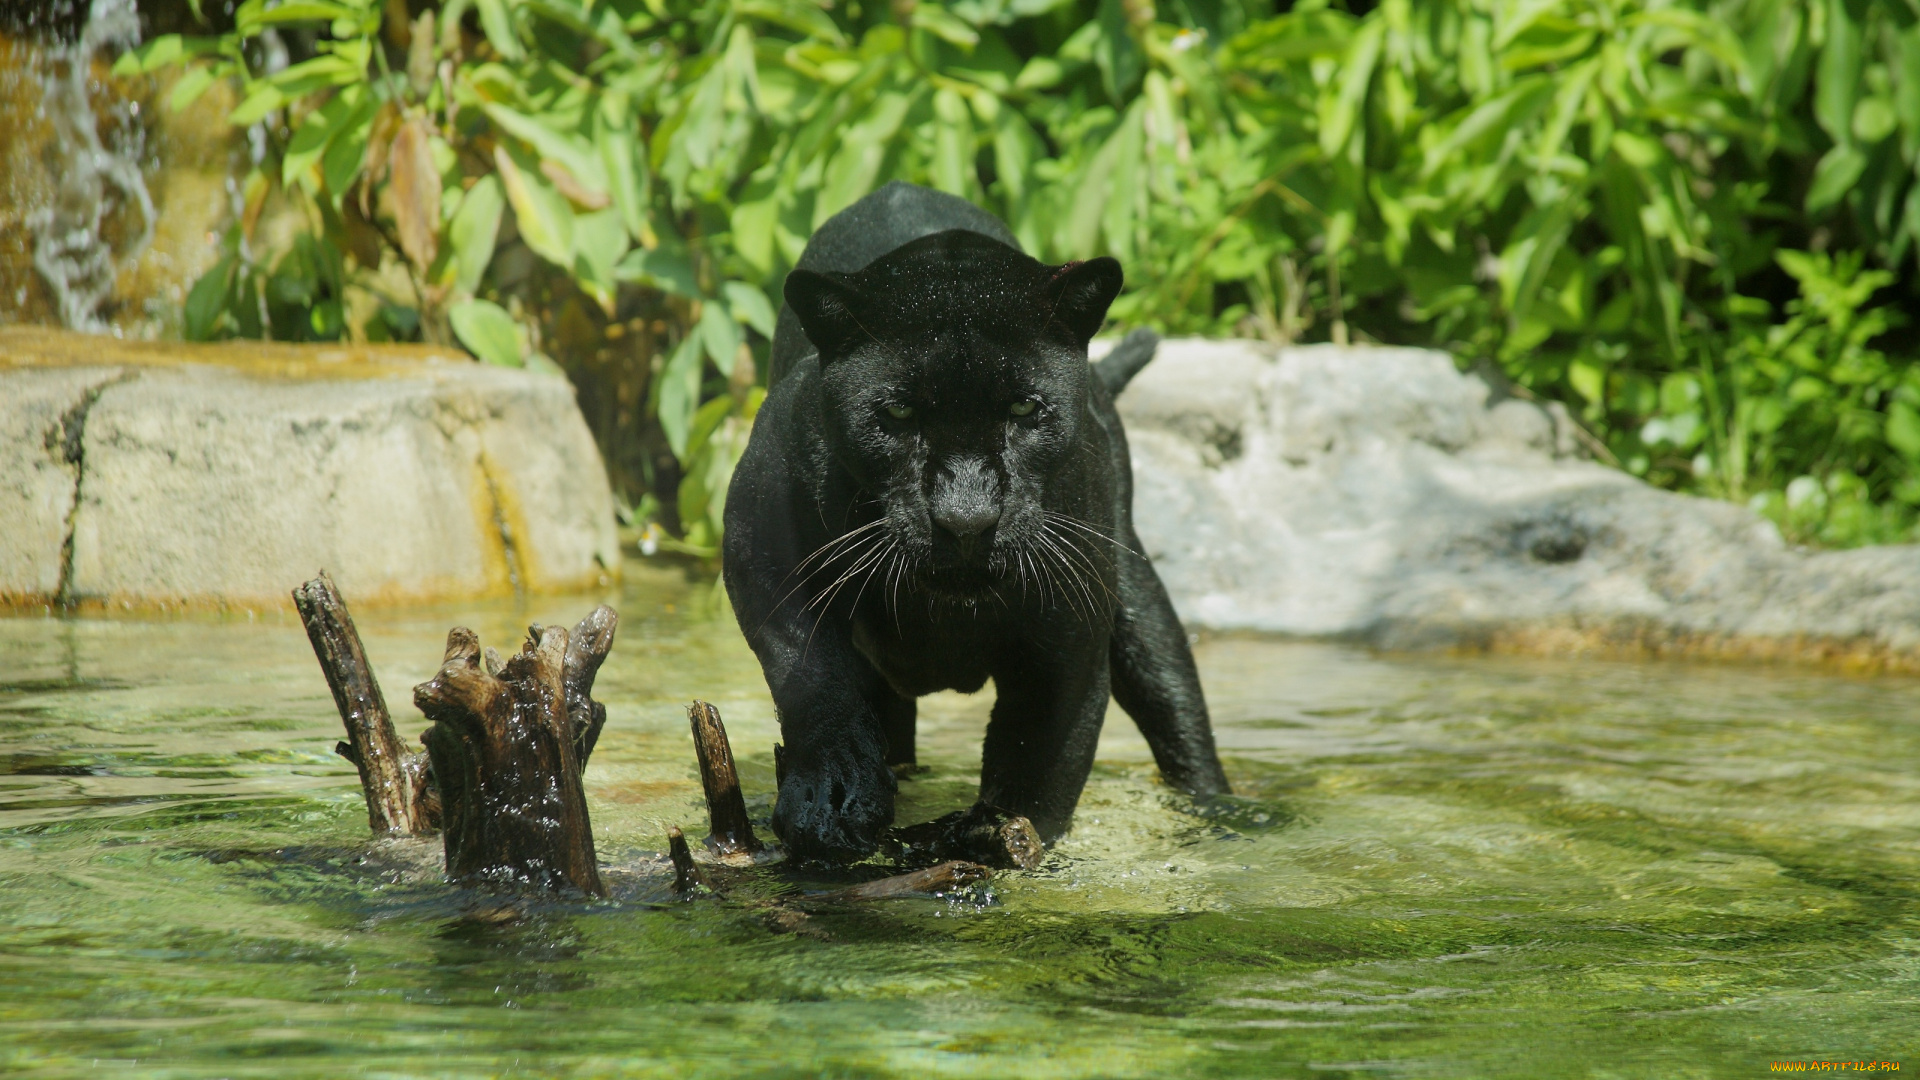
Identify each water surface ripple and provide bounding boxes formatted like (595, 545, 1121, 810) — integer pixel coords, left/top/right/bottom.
(1, 563, 1914, 1077)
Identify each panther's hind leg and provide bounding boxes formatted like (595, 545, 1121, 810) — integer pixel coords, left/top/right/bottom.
(879, 690, 917, 767)
(1109, 546, 1231, 796)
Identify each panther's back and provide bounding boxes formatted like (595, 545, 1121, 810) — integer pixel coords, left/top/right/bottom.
(768, 182, 1021, 386)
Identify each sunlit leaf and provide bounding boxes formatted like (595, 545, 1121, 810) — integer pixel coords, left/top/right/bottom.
(450, 299, 525, 367)
(723, 282, 777, 338)
(447, 176, 505, 295)
(494, 145, 576, 269)
(658, 334, 704, 460)
(1805, 145, 1868, 213)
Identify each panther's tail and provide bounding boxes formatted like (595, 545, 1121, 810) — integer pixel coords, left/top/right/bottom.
(1093, 328, 1161, 396)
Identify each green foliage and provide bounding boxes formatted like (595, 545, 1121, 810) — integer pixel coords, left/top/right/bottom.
(128, 0, 1920, 551)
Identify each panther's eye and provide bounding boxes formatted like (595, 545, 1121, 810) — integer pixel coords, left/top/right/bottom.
(885, 404, 915, 421)
(1009, 399, 1038, 418)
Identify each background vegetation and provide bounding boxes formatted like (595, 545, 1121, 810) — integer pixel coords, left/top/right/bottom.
(120, 0, 1920, 550)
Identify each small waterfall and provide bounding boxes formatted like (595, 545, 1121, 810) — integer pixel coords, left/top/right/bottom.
(27, 0, 155, 333)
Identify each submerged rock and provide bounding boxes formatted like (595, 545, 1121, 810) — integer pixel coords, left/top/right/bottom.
(1113, 338, 1920, 670)
(0, 328, 619, 610)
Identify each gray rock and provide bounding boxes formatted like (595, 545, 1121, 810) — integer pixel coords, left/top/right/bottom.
(1112, 339, 1920, 667)
(0, 329, 619, 610)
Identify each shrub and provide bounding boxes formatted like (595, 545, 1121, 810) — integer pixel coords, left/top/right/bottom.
(120, 0, 1920, 549)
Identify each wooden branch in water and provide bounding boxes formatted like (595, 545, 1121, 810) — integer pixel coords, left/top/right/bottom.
(817, 861, 992, 902)
(889, 803, 1044, 870)
(293, 572, 433, 835)
(412, 609, 617, 897)
(688, 700, 762, 860)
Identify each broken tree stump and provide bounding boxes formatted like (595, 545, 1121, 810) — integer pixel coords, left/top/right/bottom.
(888, 803, 1045, 871)
(293, 572, 434, 834)
(412, 607, 618, 896)
(688, 700, 763, 860)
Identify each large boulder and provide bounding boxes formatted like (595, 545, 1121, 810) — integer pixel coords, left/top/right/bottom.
(1114, 338, 1920, 670)
(0, 328, 619, 611)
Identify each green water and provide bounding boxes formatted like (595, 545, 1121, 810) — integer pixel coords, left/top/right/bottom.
(1, 562, 1914, 1078)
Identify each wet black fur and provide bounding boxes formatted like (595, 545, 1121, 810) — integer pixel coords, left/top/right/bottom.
(724, 182, 1229, 862)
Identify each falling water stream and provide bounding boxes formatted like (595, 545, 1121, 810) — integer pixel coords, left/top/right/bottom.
(0, 561, 1914, 1077)
(22, 0, 154, 332)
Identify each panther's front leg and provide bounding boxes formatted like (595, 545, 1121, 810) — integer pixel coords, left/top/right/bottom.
(751, 624, 900, 862)
(979, 634, 1113, 841)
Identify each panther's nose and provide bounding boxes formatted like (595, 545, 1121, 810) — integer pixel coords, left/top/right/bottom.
(930, 457, 1001, 549)
(933, 504, 1000, 539)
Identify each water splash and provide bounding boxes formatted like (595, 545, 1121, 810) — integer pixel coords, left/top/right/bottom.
(28, 0, 154, 333)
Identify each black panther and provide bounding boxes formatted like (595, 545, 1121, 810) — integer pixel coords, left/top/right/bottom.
(723, 181, 1229, 862)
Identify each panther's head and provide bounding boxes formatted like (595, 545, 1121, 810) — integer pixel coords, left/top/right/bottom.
(784, 229, 1121, 600)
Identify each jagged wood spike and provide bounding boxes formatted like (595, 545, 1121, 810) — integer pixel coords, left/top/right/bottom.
(294, 571, 433, 835)
(667, 826, 713, 896)
(688, 700, 762, 859)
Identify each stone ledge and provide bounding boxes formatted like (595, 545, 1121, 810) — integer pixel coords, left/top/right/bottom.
(1111, 338, 1920, 672)
(0, 328, 619, 611)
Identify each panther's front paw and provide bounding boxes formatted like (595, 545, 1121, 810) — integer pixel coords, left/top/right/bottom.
(772, 756, 896, 863)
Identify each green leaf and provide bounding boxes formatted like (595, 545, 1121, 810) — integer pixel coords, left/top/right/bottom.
(1815, 0, 1861, 144)
(730, 199, 778, 276)
(1898, 26, 1920, 144)
(236, 0, 354, 34)
(484, 103, 609, 194)
(814, 91, 914, 229)
(450, 299, 525, 367)
(1318, 19, 1382, 158)
(597, 98, 651, 246)
(572, 207, 630, 314)
(1805, 145, 1868, 213)
(699, 300, 741, 369)
(932, 88, 975, 196)
(913, 5, 981, 49)
(736, 0, 846, 45)
(723, 282, 776, 338)
(184, 255, 236, 341)
(1853, 97, 1898, 144)
(320, 100, 375, 206)
(475, 0, 525, 60)
(658, 333, 704, 460)
(684, 393, 737, 465)
(113, 34, 221, 76)
(265, 53, 365, 98)
(616, 246, 698, 297)
(447, 176, 505, 295)
(494, 146, 576, 269)
(227, 84, 286, 127)
(281, 85, 361, 190)
(1062, 100, 1143, 258)
(1889, 401, 1920, 458)
(168, 66, 219, 113)
(1092, 0, 1143, 101)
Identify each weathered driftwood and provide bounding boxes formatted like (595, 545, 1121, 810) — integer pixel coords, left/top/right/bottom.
(816, 861, 992, 902)
(888, 803, 1045, 871)
(687, 700, 763, 860)
(293, 572, 434, 834)
(412, 608, 618, 896)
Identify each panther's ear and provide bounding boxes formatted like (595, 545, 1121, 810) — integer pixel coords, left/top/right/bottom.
(784, 270, 867, 357)
(1043, 257, 1124, 346)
